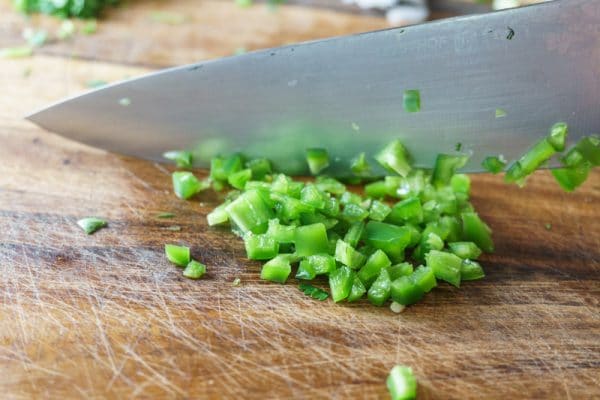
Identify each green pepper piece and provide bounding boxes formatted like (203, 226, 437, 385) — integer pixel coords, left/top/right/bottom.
(547, 122, 568, 151)
(306, 148, 330, 175)
(410, 265, 437, 292)
(367, 268, 392, 306)
(425, 250, 462, 287)
(448, 241, 482, 260)
(461, 212, 494, 253)
(163, 150, 193, 168)
(344, 222, 365, 248)
(365, 180, 388, 198)
(244, 233, 279, 260)
(329, 266, 354, 302)
(552, 164, 591, 192)
(300, 184, 326, 209)
(227, 168, 252, 190)
(390, 275, 424, 306)
(245, 157, 272, 179)
(334, 239, 367, 269)
(350, 152, 370, 176)
(375, 140, 412, 177)
(266, 219, 295, 244)
(77, 217, 107, 235)
(388, 197, 423, 224)
(369, 200, 391, 222)
(357, 249, 392, 288)
(183, 260, 206, 279)
(387, 365, 417, 400)
(386, 262, 414, 281)
(347, 275, 367, 302)
(431, 154, 469, 188)
(450, 173, 471, 195)
(226, 189, 273, 234)
(260, 255, 292, 283)
(481, 155, 507, 174)
(165, 244, 191, 267)
(306, 254, 336, 275)
(364, 221, 411, 262)
(403, 89, 421, 113)
(172, 171, 208, 199)
(294, 223, 329, 256)
(296, 259, 316, 280)
(460, 259, 485, 281)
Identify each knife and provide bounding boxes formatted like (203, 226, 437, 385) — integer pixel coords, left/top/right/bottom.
(27, 0, 600, 175)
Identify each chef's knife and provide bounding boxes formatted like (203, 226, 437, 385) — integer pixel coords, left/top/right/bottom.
(27, 0, 600, 175)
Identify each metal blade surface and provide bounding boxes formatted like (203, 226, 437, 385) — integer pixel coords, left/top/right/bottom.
(27, 0, 600, 174)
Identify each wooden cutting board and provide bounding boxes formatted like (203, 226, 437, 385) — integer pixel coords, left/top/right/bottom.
(0, 1, 598, 399)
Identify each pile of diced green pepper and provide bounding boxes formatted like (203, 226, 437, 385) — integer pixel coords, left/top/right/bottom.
(166, 122, 598, 307)
(197, 141, 492, 307)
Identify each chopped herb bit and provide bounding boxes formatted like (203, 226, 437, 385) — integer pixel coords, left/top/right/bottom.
(118, 97, 131, 106)
(232, 277, 241, 286)
(387, 365, 417, 400)
(150, 11, 188, 25)
(0, 46, 33, 59)
(495, 108, 507, 118)
(481, 155, 507, 174)
(163, 150, 193, 168)
(77, 217, 107, 234)
(403, 89, 421, 113)
(165, 244, 190, 267)
(306, 148, 330, 175)
(506, 27, 515, 40)
(156, 212, 175, 219)
(183, 260, 206, 279)
(299, 283, 329, 301)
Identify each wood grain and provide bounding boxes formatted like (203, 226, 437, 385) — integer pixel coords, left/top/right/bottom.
(1, 3, 599, 399)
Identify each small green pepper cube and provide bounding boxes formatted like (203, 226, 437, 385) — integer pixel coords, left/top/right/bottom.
(425, 250, 462, 288)
(367, 268, 392, 306)
(300, 184, 326, 209)
(260, 255, 292, 283)
(296, 259, 316, 280)
(347, 275, 367, 302)
(77, 217, 107, 235)
(364, 221, 411, 262)
(294, 223, 329, 256)
(388, 197, 423, 224)
(267, 219, 295, 244)
(207, 204, 229, 226)
(387, 365, 417, 400)
(365, 180, 388, 198)
(183, 260, 206, 279)
(163, 150, 193, 168)
(547, 122, 568, 152)
(350, 152, 370, 176)
(386, 262, 414, 281)
(481, 155, 507, 174)
(369, 200, 391, 222)
(172, 171, 207, 199)
(450, 174, 471, 195)
(460, 259, 485, 281)
(390, 275, 424, 305)
(334, 239, 367, 269)
(552, 164, 591, 192)
(329, 266, 354, 302)
(431, 154, 469, 188)
(343, 222, 365, 248)
(410, 265, 437, 292)
(375, 140, 412, 177)
(448, 241, 482, 260)
(226, 189, 273, 234)
(227, 168, 252, 190)
(245, 157, 272, 179)
(306, 148, 330, 175)
(403, 89, 421, 113)
(165, 244, 191, 267)
(461, 212, 494, 253)
(244, 233, 279, 260)
(357, 249, 392, 288)
(306, 254, 336, 275)
(341, 203, 369, 223)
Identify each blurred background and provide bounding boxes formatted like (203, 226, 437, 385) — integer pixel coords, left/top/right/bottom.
(1, 0, 548, 71)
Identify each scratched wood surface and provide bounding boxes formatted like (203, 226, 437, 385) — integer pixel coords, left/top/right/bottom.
(1, 2, 599, 399)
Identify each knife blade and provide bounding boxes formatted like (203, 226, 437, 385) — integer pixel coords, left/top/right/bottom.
(27, 0, 600, 175)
